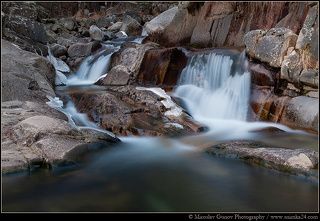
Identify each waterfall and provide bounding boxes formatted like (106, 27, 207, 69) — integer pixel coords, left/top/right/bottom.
(66, 46, 120, 85)
(174, 50, 303, 136)
(46, 96, 117, 139)
(174, 51, 251, 121)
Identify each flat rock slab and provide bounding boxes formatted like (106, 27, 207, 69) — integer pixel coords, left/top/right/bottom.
(206, 141, 318, 178)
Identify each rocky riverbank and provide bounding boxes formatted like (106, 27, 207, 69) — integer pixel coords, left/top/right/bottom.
(1, 2, 318, 177)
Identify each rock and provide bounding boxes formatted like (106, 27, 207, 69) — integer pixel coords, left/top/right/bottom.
(158, 2, 200, 46)
(243, 30, 267, 58)
(89, 25, 104, 41)
(107, 21, 123, 33)
(96, 16, 112, 28)
(107, 21, 123, 32)
(244, 28, 298, 68)
(296, 4, 319, 70)
(103, 30, 115, 40)
(51, 23, 61, 32)
(1, 99, 120, 174)
(67, 41, 101, 58)
(299, 69, 319, 88)
(115, 31, 128, 38)
(59, 17, 75, 31)
(50, 43, 67, 57)
(120, 15, 142, 36)
(280, 96, 319, 133)
(2, 114, 118, 173)
(281, 48, 303, 84)
(2, 27, 49, 56)
(250, 86, 291, 122)
(4, 15, 49, 44)
(1, 40, 55, 102)
(190, 2, 234, 47)
(274, 2, 310, 34)
(124, 11, 143, 25)
(99, 65, 131, 86)
(137, 47, 188, 87)
(70, 86, 202, 136)
(156, 2, 308, 48)
(286, 153, 314, 170)
(110, 42, 158, 78)
(207, 141, 318, 175)
(249, 62, 276, 86)
(143, 6, 178, 36)
(2, 2, 49, 20)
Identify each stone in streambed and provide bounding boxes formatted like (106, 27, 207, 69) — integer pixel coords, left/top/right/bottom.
(207, 141, 318, 176)
(89, 25, 104, 41)
(67, 41, 101, 58)
(120, 15, 142, 36)
(50, 43, 67, 57)
(107, 21, 123, 32)
(1, 40, 55, 102)
(98, 65, 131, 86)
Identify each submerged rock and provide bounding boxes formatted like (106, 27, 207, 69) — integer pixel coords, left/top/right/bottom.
(207, 141, 318, 176)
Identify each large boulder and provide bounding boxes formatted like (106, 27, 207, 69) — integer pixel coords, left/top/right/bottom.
(2, 1, 49, 20)
(244, 28, 298, 68)
(190, 2, 234, 47)
(2, 113, 118, 174)
(137, 47, 188, 87)
(107, 21, 123, 32)
(296, 4, 319, 70)
(4, 15, 49, 44)
(70, 86, 203, 136)
(154, 2, 309, 48)
(280, 96, 319, 132)
(110, 42, 158, 78)
(50, 43, 67, 57)
(249, 62, 276, 86)
(143, 6, 179, 36)
(89, 25, 104, 41)
(1, 40, 55, 102)
(299, 69, 319, 88)
(67, 41, 101, 58)
(207, 141, 318, 176)
(98, 65, 131, 86)
(281, 48, 303, 84)
(59, 17, 75, 31)
(120, 15, 142, 36)
(96, 16, 113, 29)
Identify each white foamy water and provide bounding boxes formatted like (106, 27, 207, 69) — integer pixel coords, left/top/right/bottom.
(66, 46, 120, 86)
(46, 96, 116, 138)
(174, 51, 304, 136)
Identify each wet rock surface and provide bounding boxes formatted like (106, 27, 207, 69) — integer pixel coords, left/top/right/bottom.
(68, 85, 204, 137)
(207, 141, 318, 177)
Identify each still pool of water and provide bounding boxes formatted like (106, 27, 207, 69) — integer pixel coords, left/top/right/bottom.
(2, 137, 318, 212)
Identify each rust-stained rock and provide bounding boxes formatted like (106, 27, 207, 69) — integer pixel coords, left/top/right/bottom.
(137, 47, 188, 87)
